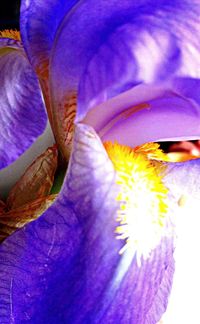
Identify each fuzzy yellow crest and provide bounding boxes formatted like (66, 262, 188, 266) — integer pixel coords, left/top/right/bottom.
(134, 142, 198, 162)
(0, 29, 21, 41)
(104, 141, 170, 265)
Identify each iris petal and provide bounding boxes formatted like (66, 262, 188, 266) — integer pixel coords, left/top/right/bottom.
(83, 84, 200, 147)
(172, 77, 200, 106)
(20, 0, 79, 69)
(0, 177, 81, 322)
(100, 90, 200, 147)
(65, 126, 174, 324)
(20, 0, 80, 156)
(0, 125, 174, 323)
(0, 39, 47, 169)
(165, 158, 200, 203)
(0, 122, 55, 198)
(50, 0, 200, 122)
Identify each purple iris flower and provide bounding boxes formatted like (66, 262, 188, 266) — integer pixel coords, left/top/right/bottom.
(0, 0, 200, 323)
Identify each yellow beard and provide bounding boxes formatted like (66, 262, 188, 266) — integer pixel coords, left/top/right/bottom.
(104, 141, 172, 265)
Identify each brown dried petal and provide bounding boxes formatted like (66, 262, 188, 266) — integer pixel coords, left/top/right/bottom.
(0, 194, 57, 242)
(7, 145, 58, 209)
(0, 200, 6, 215)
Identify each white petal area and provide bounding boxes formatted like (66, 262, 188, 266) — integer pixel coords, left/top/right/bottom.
(161, 196, 200, 324)
(162, 160, 200, 324)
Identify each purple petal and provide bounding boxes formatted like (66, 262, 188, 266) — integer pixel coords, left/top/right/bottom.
(0, 39, 47, 169)
(64, 125, 174, 323)
(172, 77, 200, 106)
(49, 0, 200, 122)
(0, 124, 174, 323)
(0, 176, 81, 322)
(83, 84, 200, 147)
(20, 0, 79, 69)
(82, 83, 169, 129)
(0, 122, 55, 199)
(20, 0, 80, 158)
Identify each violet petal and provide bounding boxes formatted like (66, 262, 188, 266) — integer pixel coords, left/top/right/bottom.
(20, 0, 79, 69)
(49, 0, 200, 121)
(0, 125, 174, 323)
(0, 39, 47, 169)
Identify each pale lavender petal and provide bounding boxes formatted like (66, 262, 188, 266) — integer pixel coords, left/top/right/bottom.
(102, 94, 200, 147)
(49, 0, 200, 121)
(0, 38, 22, 49)
(82, 83, 171, 131)
(164, 158, 200, 204)
(0, 124, 174, 323)
(83, 84, 200, 147)
(0, 39, 47, 169)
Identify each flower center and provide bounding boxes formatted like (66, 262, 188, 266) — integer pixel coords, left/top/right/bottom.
(104, 141, 171, 266)
(0, 29, 21, 41)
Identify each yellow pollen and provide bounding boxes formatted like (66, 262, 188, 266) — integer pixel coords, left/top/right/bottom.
(135, 142, 199, 163)
(0, 29, 21, 41)
(104, 141, 170, 266)
(133, 142, 170, 161)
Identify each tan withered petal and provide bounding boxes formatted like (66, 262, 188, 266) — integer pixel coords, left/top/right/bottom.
(0, 194, 57, 242)
(7, 145, 58, 209)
